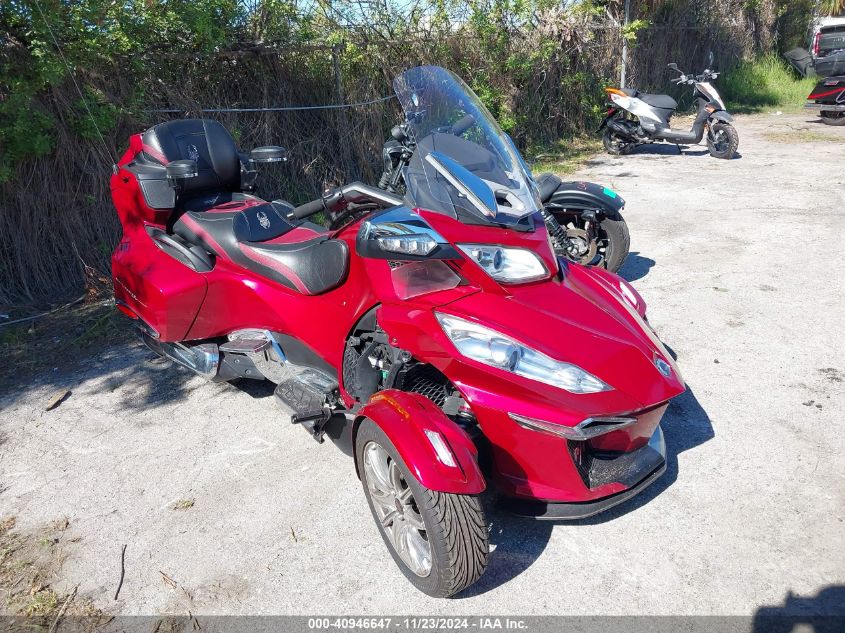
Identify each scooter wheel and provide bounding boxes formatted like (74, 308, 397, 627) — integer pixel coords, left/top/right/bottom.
(602, 128, 634, 155)
(356, 418, 489, 597)
(707, 122, 739, 159)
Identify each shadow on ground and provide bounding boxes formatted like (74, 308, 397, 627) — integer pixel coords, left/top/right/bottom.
(753, 585, 845, 632)
(0, 332, 201, 415)
(618, 251, 655, 282)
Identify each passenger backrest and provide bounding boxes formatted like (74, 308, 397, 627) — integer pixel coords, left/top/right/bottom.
(141, 119, 241, 196)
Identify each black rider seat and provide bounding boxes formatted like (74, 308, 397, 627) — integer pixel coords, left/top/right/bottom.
(639, 93, 678, 109)
(173, 205, 349, 296)
(141, 118, 348, 295)
(535, 172, 562, 203)
(620, 88, 677, 110)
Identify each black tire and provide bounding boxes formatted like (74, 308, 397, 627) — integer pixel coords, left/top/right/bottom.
(707, 122, 739, 159)
(602, 127, 634, 155)
(356, 419, 489, 598)
(820, 112, 845, 126)
(598, 215, 630, 273)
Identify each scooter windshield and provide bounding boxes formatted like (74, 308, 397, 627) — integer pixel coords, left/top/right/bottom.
(394, 66, 542, 225)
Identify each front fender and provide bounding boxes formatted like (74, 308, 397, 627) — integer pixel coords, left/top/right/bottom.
(547, 181, 626, 217)
(709, 110, 733, 123)
(354, 390, 485, 495)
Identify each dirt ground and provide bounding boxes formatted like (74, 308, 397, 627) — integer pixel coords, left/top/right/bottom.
(0, 112, 843, 621)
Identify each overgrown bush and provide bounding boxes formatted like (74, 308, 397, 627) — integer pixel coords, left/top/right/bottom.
(721, 54, 818, 111)
(0, 0, 785, 305)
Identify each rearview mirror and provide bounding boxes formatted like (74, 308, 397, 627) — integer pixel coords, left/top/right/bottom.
(708, 51, 714, 67)
(166, 159, 198, 180)
(250, 146, 288, 163)
(667, 63, 680, 72)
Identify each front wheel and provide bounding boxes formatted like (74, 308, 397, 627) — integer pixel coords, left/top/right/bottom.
(356, 419, 489, 597)
(707, 122, 739, 159)
(820, 111, 845, 126)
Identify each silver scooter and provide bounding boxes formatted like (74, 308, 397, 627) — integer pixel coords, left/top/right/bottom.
(598, 62, 739, 159)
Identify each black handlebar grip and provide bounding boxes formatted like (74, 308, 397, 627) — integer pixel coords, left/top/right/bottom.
(451, 114, 476, 136)
(291, 197, 327, 219)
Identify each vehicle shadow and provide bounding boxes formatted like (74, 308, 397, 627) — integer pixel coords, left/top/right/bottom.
(804, 118, 845, 126)
(753, 585, 845, 632)
(231, 378, 276, 398)
(618, 251, 655, 282)
(630, 144, 708, 157)
(629, 144, 743, 159)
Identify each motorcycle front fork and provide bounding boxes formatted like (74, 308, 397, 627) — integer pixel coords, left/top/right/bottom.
(542, 209, 596, 258)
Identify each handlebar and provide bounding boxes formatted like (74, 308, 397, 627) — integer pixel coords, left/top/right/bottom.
(290, 182, 405, 220)
(668, 64, 719, 85)
(290, 197, 328, 220)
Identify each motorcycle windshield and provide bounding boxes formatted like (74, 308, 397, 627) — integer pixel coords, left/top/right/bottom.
(394, 66, 541, 225)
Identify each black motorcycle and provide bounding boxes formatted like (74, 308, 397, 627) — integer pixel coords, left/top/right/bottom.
(373, 119, 630, 272)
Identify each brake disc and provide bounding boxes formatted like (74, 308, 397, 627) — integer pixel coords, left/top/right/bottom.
(564, 227, 598, 264)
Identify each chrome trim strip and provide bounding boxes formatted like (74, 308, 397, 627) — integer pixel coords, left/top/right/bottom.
(509, 412, 638, 441)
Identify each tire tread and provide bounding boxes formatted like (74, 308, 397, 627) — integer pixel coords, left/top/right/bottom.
(600, 215, 630, 272)
(426, 489, 489, 596)
(707, 122, 739, 159)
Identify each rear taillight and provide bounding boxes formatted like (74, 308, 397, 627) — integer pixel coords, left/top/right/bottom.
(813, 31, 821, 56)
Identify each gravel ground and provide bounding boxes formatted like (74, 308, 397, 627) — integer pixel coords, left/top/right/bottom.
(0, 112, 843, 619)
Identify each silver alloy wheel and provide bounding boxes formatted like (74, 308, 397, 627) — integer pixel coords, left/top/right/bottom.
(362, 441, 432, 577)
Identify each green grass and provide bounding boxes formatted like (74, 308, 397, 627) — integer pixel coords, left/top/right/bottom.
(721, 55, 818, 114)
(529, 136, 602, 176)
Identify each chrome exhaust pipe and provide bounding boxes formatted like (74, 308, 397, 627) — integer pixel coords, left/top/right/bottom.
(139, 331, 219, 379)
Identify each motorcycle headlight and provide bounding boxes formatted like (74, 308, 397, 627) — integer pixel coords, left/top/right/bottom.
(457, 244, 547, 283)
(377, 233, 437, 256)
(435, 313, 611, 394)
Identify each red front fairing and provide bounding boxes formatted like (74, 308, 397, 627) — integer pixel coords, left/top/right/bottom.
(357, 210, 684, 502)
